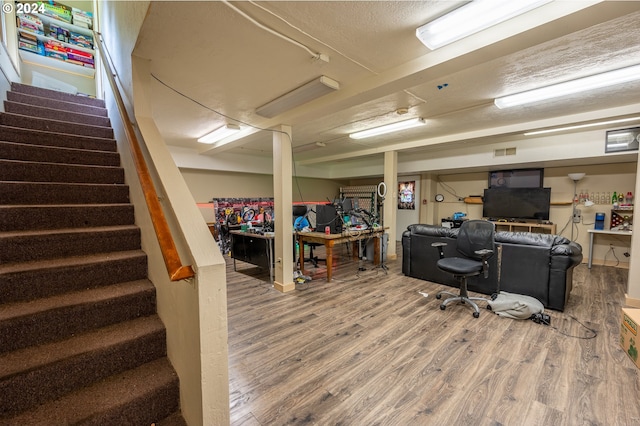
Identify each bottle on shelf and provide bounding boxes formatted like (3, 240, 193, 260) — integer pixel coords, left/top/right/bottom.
(619, 192, 624, 204)
(626, 192, 634, 205)
(612, 191, 617, 204)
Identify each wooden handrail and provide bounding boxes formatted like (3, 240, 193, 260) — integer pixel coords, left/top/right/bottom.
(95, 33, 195, 281)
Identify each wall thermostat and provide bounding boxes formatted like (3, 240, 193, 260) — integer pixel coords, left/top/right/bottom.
(435, 194, 444, 202)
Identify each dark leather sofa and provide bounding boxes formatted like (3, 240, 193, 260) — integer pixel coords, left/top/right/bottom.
(402, 224, 583, 311)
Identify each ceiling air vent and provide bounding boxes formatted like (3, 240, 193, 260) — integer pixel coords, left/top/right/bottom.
(494, 147, 517, 157)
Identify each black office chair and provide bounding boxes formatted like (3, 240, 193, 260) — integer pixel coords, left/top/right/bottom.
(293, 205, 324, 267)
(432, 220, 495, 318)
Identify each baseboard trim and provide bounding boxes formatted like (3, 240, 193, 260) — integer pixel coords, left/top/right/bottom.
(625, 295, 640, 308)
(274, 280, 295, 293)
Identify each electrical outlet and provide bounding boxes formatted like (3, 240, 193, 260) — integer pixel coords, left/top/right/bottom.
(573, 209, 582, 223)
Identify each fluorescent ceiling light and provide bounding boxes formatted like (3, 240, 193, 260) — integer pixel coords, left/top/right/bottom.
(416, 0, 551, 50)
(524, 117, 640, 136)
(496, 64, 640, 109)
(256, 76, 339, 118)
(349, 118, 426, 140)
(198, 123, 241, 144)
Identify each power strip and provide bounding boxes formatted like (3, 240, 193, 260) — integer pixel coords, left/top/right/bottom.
(531, 313, 551, 326)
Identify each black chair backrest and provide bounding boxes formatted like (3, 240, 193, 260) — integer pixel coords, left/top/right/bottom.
(456, 220, 495, 260)
(293, 205, 308, 217)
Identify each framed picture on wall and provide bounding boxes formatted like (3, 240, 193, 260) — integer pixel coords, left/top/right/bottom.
(398, 181, 415, 210)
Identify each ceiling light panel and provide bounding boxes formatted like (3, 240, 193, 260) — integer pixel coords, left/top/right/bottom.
(524, 116, 640, 136)
(198, 123, 241, 144)
(416, 0, 552, 50)
(496, 64, 640, 109)
(349, 118, 426, 140)
(256, 76, 340, 118)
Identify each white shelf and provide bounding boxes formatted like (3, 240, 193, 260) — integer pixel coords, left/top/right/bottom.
(19, 49, 95, 78)
(34, 13, 93, 37)
(490, 221, 557, 235)
(18, 27, 94, 55)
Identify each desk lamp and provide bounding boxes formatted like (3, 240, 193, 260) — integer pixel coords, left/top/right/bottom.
(568, 173, 586, 240)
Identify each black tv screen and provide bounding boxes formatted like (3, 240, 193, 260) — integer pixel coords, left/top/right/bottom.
(482, 187, 551, 221)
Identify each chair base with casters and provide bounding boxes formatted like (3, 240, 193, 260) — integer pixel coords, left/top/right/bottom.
(431, 220, 495, 318)
(302, 242, 324, 268)
(435, 274, 490, 318)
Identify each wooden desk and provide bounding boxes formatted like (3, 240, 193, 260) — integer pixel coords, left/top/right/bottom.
(587, 228, 632, 268)
(296, 228, 386, 282)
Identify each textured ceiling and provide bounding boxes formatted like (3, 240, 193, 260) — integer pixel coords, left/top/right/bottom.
(132, 1, 640, 173)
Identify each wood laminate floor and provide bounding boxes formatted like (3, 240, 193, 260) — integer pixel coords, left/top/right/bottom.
(227, 242, 640, 425)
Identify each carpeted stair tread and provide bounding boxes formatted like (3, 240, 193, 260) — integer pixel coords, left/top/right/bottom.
(1, 357, 179, 425)
(0, 280, 157, 353)
(0, 204, 134, 232)
(0, 225, 141, 263)
(0, 181, 131, 204)
(0, 159, 125, 184)
(0, 112, 113, 139)
(0, 279, 150, 320)
(0, 313, 163, 378)
(0, 125, 116, 152)
(0, 250, 148, 305)
(4, 100, 111, 127)
(0, 140, 121, 166)
(7, 91, 108, 117)
(0, 315, 166, 417)
(0, 249, 146, 275)
(11, 82, 105, 108)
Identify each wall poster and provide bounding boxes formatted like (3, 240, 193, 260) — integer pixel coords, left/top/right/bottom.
(398, 181, 415, 210)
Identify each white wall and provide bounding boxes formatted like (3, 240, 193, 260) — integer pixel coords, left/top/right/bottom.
(180, 167, 347, 203)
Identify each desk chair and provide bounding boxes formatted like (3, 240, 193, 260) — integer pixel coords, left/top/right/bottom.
(432, 220, 495, 318)
(293, 205, 325, 268)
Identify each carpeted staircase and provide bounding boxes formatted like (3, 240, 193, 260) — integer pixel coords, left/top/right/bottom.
(0, 83, 186, 425)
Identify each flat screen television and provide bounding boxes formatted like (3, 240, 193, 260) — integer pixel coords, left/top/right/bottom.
(482, 187, 551, 221)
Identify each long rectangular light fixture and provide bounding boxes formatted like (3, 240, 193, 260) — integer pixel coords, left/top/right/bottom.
(524, 117, 640, 136)
(197, 123, 241, 144)
(495, 64, 640, 109)
(349, 118, 426, 140)
(256, 76, 340, 118)
(416, 0, 551, 50)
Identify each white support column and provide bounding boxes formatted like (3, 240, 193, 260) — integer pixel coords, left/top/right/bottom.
(626, 158, 640, 306)
(273, 125, 295, 292)
(384, 151, 398, 260)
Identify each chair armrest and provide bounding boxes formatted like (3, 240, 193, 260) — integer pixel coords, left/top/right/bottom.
(431, 242, 447, 259)
(474, 249, 494, 278)
(474, 249, 493, 257)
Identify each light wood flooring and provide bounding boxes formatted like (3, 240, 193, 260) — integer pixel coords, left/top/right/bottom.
(227, 242, 640, 425)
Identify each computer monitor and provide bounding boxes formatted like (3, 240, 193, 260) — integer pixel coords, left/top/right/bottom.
(315, 204, 342, 234)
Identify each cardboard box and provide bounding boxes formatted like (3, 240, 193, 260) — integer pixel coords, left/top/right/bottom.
(621, 308, 640, 368)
